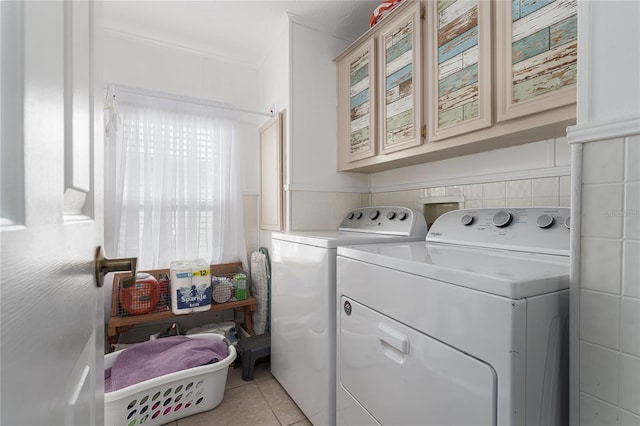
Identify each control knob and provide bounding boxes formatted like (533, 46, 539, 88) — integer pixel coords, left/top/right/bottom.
(492, 210, 512, 228)
(564, 216, 571, 229)
(386, 211, 396, 220)
(369, 210, 380, 220)
(355, 211, 363, 219)
(397, 212, 408, 221)
(347, 212, 355, 220)
(536, 214, 554, 228)
(461, 214, 474, 226)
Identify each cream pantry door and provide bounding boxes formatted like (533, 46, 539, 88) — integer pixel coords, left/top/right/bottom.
(1, 1, 105, 425)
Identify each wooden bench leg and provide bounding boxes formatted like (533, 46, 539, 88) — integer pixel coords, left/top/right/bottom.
(244, 310, 254, 335)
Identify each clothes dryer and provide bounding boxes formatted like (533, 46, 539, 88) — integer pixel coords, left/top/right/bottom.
(336, 207, 570, 426)
(271, 207, 428, 426)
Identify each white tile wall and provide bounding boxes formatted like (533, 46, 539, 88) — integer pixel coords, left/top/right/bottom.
(621, 297, 640, 357)
(506, 179, 532, 198)
(482, 181, 506, 199)
(624, 182, 640, 239)
(624, 241, 640, 298)
(463, 183, 483, 200)
(560, 175, 572, 207)
(377, 176, 570, 213)
(618, 409, 640, 425)
(580, 341, 620, 405)
(580, 393, 619, 426)
(619, 354, 640, 415)
(580, 290, 621, 350)
(532, 176, 560, 197)
(579, 135, 640, 425)
(582, 138, 625, 184)
(580, 238, 622, 294)
(581, 184, 624, 238)
(626, 134, 640, 182)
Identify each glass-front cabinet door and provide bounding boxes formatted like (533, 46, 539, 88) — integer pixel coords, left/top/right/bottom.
(378, 2, 424, 154)
(496, 0, 577, 121)
(427, 0, 492, 141)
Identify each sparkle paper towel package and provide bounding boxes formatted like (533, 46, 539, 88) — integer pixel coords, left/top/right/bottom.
(170, 259, 211, 314)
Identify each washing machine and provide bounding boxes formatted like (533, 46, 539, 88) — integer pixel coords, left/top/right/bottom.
(336, 207, 570, 426)
(271, 206, 428, 426)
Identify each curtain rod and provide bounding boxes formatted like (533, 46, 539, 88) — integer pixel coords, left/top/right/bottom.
(109, 84, 274, 118)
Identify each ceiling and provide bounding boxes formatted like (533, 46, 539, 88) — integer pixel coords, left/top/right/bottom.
(103, 1, 379, 67)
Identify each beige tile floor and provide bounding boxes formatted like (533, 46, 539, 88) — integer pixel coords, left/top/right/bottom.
(166, 358, 311, 426)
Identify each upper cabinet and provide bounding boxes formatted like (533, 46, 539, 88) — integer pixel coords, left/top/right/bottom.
(378, 3, 424, 154)
(496, 0, 577, 121)
(336, 1, 424, 165)
(335, 0, 577, 173)
(338, 38, 377, 162)
(427, 0, 492, 141)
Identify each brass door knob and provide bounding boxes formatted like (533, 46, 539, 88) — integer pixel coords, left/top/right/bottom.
(94, 246, 137, 288)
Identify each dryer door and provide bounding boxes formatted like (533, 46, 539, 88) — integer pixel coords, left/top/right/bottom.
(339, 297, 497, 426)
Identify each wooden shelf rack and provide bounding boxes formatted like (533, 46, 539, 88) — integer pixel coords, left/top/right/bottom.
(107, 262, 255, 345)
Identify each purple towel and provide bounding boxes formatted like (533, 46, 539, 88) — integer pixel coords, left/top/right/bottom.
(105, 336, 228, 393)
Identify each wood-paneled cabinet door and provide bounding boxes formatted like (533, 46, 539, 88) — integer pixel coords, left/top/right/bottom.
(259, 111, 285, 231)
(427, 0, 492, 141)
(496, 0, 577, 122)
(378, 2, 424, 155)
(337, 38, 377, 163)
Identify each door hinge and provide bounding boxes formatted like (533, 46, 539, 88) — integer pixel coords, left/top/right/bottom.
(421, 125, 427, 139)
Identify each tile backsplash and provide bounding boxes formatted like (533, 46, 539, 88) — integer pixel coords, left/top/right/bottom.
(370, 175, 571, 214)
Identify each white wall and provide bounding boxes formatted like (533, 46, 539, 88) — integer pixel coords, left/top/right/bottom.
(288, 18, 369, 193)
(258, 17, 289, 129)
(257, 16, 370, 237)
(569, 2, 640, 425)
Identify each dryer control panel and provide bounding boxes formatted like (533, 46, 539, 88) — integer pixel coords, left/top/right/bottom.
(338, 207, 428, 237)
(426, 207, 570, 256)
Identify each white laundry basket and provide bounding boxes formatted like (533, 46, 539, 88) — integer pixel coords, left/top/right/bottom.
(104, 333, 236, 426)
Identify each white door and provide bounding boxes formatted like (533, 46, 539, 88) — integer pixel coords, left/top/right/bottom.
(1, 1, 106, 424)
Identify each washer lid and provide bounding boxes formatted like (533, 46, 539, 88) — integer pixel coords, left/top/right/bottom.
(272, 230, 425, 249)
(337, 242, 569, 299)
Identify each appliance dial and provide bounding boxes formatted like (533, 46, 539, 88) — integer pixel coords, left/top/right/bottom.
(461, 214, 474, 226)
(397, 212, 408, 221)
(355, 211, 363, 219)
(369, 209, 380, 220)
(386, 211, 396, 220)
(347, 212, 355, 220)
(564, 216, 571, 229)
(492, 210, 512, 228)
(536, 214, 554, 228)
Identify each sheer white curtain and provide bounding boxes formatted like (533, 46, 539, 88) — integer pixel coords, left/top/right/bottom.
(104, 87, 247, 270)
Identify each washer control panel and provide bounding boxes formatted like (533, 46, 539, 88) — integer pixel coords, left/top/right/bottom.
(338, 206, 428, 237)
(427, 207, 570, 255)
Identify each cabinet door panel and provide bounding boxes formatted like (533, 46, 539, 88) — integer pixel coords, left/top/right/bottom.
(497, 0, 577, 122)
(428, 0, 492, 141)
(259, 112, 284, 231)
(338, 39, 377, 163)
(378, 3, 423, 154)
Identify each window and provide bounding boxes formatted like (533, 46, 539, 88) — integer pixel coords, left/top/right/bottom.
(104, 86, 247, 270)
